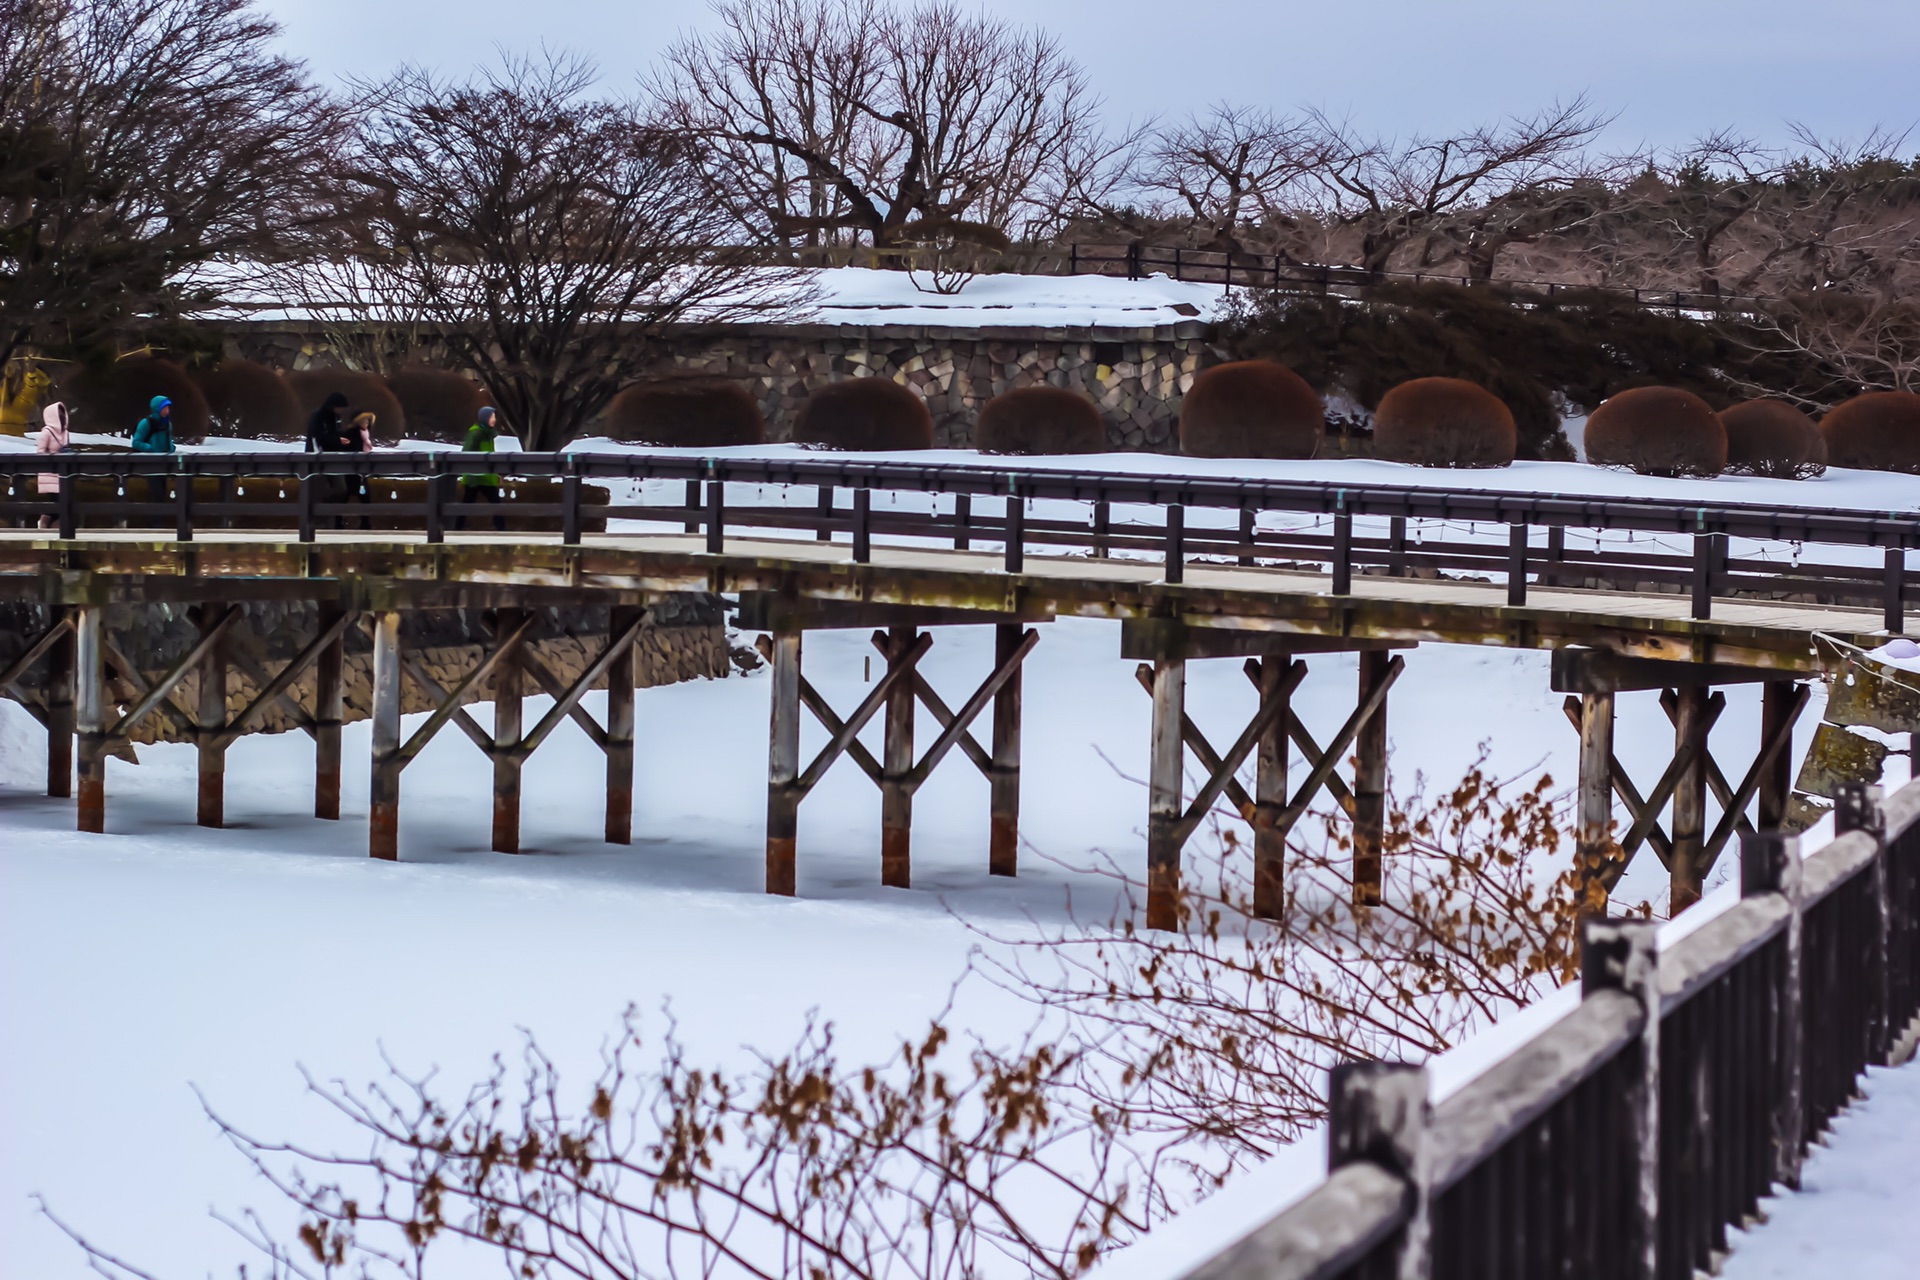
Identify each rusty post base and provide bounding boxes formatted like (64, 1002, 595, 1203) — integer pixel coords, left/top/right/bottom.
(988, 806, 1017, 878)
(766, 832, 797, 897)
(1253, 803, 1286, 919)
(315, 723, 341, 820)
(606, 766, 633, 845)
(493, 766, 522, 855)
(881, 822, 910, 889)
(77, 769, 104, 834)
(197, 749, 225, 828)
(1147, 818, 1181, 931)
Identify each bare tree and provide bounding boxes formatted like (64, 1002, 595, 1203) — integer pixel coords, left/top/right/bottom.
(341, 53, 804, 450)
(654, 0, 1110, 261)
(0, 0, 342, 370)
(1131, 103, 1324, 261)
(1302, 98, 1612, 280)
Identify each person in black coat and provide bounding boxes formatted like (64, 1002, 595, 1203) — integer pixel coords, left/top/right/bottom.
(305, 392, 353, 452)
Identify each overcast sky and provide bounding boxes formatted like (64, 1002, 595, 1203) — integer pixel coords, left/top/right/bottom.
(265, 0, 1918, 153)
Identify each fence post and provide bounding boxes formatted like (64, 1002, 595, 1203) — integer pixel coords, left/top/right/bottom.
(1835, 781, 1891, 1064)
(561, 471, 582, 545)
(58, 471, 77, 539)
(816, 484, 834, 542)
(1741, 829, 1805, 1190)
(954, 493, 971, 551)
(706, 476, 725, 555)
(853, 488, 872, 564)
(1327, 1061, 1430, 1280)
(1581, 917, 1661, 1280)
(1507, 523, 1528, 606)
(1332, 506, 1353, 595)
(1005, 488, 1024, 574)
(1165, 504, 1184, 584)
(1691, 531, 1725, 620)
(426, 472, 448, 544)
(1885, 546, 1905, 634)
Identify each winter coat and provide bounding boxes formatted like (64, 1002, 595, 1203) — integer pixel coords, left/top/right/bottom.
(305, 392, 355, 452)
(462, 416, 500, 487)
(129, 396, 175, 453)
(36, 401, 73, 494)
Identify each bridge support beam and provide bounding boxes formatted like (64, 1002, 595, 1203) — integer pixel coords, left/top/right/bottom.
(1353, 649, 1391, 906)
(45, 616, 74, 799)
(1576, 691, 1615, 915)
(75, 605, 105, 833)
(1253, 652, 1290, 920)
(1146, 655, 1187, 931)
(881, 624, 917, 888)
(195, 606, 228, 828)
(765, 629, 802, 897)
(369, 610, 402, 861)
(314, 608, 344, 820)
(1671, 685, 1710, 913)
(989, 622, 1023, 878)
(606, 607, 638, 845)
(491, 609, 526, 854)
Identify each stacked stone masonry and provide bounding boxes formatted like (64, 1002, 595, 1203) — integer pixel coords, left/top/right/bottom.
(230, 322, 1226, 451)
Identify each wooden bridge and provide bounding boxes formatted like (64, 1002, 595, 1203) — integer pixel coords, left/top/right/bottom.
(2, 451, 1914, 925)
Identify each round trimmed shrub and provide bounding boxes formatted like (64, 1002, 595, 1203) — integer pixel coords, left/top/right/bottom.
(605, 379, 766, 447)
(973, 385, 1108, 454)
(61, 356, 211, 443)
(1820, 391, 1920, 473)
(1178, 360, 1322, 459)
(1721, 398, 1826, 478)
(1582, 386, 1727, 477)
(384, 367, 487, 445)
(793, 377, 933, 451)
(195, 358, 302, 440)
(1372, 377, 1516, 467)
(285, 369, 407, 445)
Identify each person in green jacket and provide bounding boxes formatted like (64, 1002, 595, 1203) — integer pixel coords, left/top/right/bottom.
(458, 406, 504, 531)
(129, 395, 175, 513)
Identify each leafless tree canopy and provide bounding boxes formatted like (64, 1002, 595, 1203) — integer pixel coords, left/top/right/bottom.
(338, 53, 803, 449)
(653, 0, 1111, 260)
(0, 0, 340, 369)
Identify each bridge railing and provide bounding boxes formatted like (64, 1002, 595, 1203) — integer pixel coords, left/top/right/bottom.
(2, 450, 1917, 625)
(1173, 778, 1920, 1280)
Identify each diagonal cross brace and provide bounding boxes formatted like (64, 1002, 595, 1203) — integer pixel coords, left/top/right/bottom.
(396, 614, 534, 767)
(1660, 688, 1756, 845)
(511, 613, 649, 761)
(1700, 682, 1810, 869)
(104, 640, 197, 738)
(221, 624, 320, 739)
(1173, 658, 1308, 845)
(1135, 663, 1257, 818)
(868, 631, 1000, 780)
(1242, 659, 1359, 818)
(905, 627, 1036, 792)
(106, 608, 239, 743)
(1274, 655, 1405, 840)
(389, 637, 495, 758)
(795, 631, 933, 796)
(755, 635, 883, 785)
(213, 610, 357, 749)
(517, 645, 611, 752)
(0, 617, 73, 700)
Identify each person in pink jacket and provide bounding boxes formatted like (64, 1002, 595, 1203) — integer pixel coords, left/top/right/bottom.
(36, 401, 73, 529)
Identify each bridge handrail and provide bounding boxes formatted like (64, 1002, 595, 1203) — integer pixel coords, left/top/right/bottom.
(1161, 779, 1920, 1280)
(3, 449, 1918, 547)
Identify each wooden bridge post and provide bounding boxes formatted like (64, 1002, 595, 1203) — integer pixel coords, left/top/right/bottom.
(605, 606, 638, 844)
(1576, 691, 1616, 914)
(1146, 655, 1187, 930)
(1353, 649, 1391, 906)
(369, 610, 402, 861)
(1671, 684, 1710, 913)
(74, 605, 105, 833)
(1759, 680, 1796, 829)
(989, 622, 1022, 877)
(195, 606, 229, 828)
(492, 608, 526, 854)
(45, 614, 74, 799)
(313, 607, 345, 820)
(765, 629, 802, 896)
(1253, 652, 1291, 919)
(881, 624, 917, 887)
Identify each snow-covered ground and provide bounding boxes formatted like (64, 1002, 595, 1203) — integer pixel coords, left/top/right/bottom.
(1, 601, 1880, 1277)
(1720, 1058, 1920, 1280)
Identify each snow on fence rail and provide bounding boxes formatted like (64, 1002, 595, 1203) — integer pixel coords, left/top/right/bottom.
(4, 450, 1918, 626)
(1169, 778, 1920, 1280)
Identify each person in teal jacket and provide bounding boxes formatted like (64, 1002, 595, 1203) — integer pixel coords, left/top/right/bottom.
(129, 395, 175, 511)
(458, 406, 504, 531)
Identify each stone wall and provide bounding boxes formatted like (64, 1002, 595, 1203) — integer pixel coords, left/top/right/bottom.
(0, 596, 731, 748)
(229, 321, 1227, 452)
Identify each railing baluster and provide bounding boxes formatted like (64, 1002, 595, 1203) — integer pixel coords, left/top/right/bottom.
(299, 467, 317, 544)
(1389, 515, 1407, 576)
(426, 471, 447, 544)
(1004, 489, 1024, 574)
(1165, 504, 1184, 584)
(706, 477, 725, 555)
(1508, 522, 1528, 606)
(1885, 546, 1905, 634)
(1692, 531, 1726, 619)
(1237, 505, 1254, 567)
(562, 472, 582, 545)
(1093, 498, 1110, 559)
(852, 488, 871, 563)
(954, 492, 971, 551)
(816, 484, 834, 542)
(683, 479, 700, 535)
(1332, 508, 1353, 595)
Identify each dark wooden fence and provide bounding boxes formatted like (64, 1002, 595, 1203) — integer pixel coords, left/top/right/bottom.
(1175, 778, 1920, 1280)
(3, 450, 1917, 627)
(1061, 242, 1764, 314)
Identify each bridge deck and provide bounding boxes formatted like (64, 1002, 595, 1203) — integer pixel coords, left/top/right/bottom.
(0, 527, 1883, 672)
